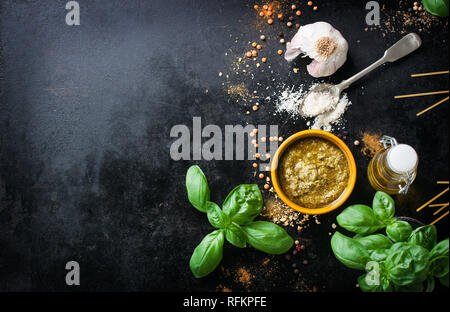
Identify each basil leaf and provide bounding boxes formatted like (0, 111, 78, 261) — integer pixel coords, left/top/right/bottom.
(189, 230, 225, 278)
(370, 249, 389, 262)
(386, 220, 413, 243)
(222, 184, 263, 225)
(372, 191, 395, 222)
(243, 221, 293, 254)
(422, 0, 449, 17)
(440, 272, 449, 287)
(408, 225, 437, 251)
(225, 222, 247, 248)
(428, 238, 449, 278)
(206, 202, 229, 229)
(385, 243, 430, 286)
(331, 232, 371, 270)
(336, 205, 385, 235)
(358, 264, 393, 292)
(355, 234, 393, 253)
(186, 165, 210, 213)
(426, 276, 436, 292)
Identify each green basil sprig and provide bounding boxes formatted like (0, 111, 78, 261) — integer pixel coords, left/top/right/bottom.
(331, 191, 449, 292)
(186, 165, 293, 278)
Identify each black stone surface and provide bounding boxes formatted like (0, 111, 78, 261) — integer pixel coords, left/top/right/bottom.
(0, 0, 448, 291)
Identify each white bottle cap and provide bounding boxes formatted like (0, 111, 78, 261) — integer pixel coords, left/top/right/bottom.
(387, 144, 418, 174)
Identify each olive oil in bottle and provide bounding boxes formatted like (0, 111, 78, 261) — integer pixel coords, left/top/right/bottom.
(368, 136, 418, 195)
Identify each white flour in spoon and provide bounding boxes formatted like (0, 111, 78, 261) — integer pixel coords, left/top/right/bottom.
(302, 89, 337, 117)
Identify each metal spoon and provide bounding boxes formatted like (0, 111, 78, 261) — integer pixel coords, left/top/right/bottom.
(299, 33, 422, 117)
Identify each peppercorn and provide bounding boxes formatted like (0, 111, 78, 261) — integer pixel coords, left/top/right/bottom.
(313, 6, 318, 11)
(264, 184, 270, 190)
(256, 44, 262, 50)
(288, 16, 294, 21)
(260, 35, 266, 40)
(263, 4, 268, 9)
(280, 38, 285, 44)
(277, 49, 283, 55)
(267, 19, 273, 25)
(292, 263, 297, 268)
(307, 1, 313, 6)
(254, 5, 259, 10)
(277, 13, 283, 19)
(303, 260, 308, 265)
(294, 269, 300, 274)
(252, 105, 258, 111)
(296, 10, 301, 16)
(252, 163, 258, 168)
(295, 240, 300, 245)
(296, 245, 301, 252)
(246, 51, 252, 58)
(261, 57, 267, 63)
(291, 4, 296, 10)
(251, 50, 258, 57)
(259, 11, 265, 17)
(296, 23, 300, 29)
(259, 173, 264, 179)
(287, 22, 293, 27)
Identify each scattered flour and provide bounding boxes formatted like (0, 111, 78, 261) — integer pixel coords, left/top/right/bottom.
(270, 84, 305, 118)
(272, 84, 351, 132)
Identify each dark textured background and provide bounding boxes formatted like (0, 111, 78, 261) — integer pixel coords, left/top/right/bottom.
(0, 0, 448, 291)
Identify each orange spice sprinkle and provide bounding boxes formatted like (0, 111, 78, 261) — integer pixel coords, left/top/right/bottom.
(267, 18, 273, 25)
(251, 50, 258, 57)
(259, 173, 265, 179)
(261, 57, 267, 63)
(255, 153, 261, 158)
(277, 49, 283, 55)
(252, 105, 259, 111)
(256, 44, 262, 50)
(252, 163, 258, 168)
(263, 4, 268, 9)
(252, 42, 257, 47)
(277, 13, 283, 19)
(307, 1, 313, 6)
(267, 11, 273, 16)
(254, 4, 259, 10)
(246, 51, 252, 58)
(259, 11, 265, 17)
(264, 184, 270, 190)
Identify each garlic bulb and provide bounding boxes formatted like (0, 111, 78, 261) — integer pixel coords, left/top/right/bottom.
(285, 21, 348, 78)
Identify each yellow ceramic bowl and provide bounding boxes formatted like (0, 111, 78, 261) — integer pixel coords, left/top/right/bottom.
(271, 130, 357, 215)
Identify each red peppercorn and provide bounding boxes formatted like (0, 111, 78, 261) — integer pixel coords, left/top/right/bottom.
(296, 245, 302, 252)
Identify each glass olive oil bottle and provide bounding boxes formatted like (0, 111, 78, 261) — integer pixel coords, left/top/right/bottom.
(368, 136, 418, 195)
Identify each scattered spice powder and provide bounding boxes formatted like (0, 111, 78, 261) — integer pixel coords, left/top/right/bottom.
(216, 284, 232, 292)
(361, 132, 383, 157)
(235, 267, 254, 288)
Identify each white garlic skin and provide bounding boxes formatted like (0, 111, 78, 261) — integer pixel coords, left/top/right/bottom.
(285, 22, 348, 78)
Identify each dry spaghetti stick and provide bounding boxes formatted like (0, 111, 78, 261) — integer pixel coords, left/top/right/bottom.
(394, 90, 449, 99)
(433, 204, 449, 216)
(437, 181, 449, 185)
(430, 211, 449, 225)
(416, 97, 449, 117)
(411, 70, 449, 77)
(417, 187, 449, 212)
(429, 202, 449, 208)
